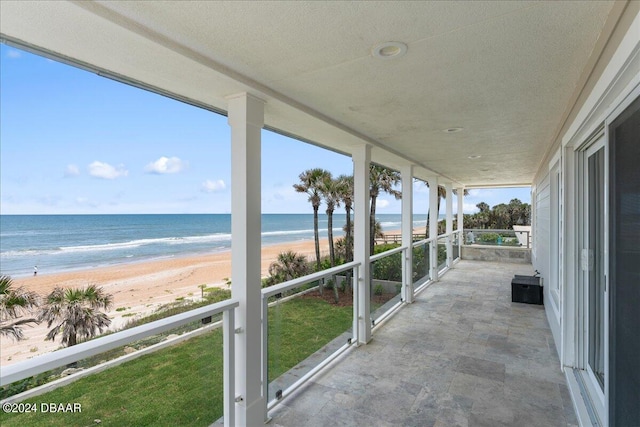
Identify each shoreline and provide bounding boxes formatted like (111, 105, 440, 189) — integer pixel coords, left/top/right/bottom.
(0, 227, 413, 366)
(4, 248, 232, 280)
(1, 237, 331, 366)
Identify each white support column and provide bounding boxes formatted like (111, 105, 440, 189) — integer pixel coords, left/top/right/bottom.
(457, 187, 464, 233)
(428, 176, 439, 281)
(445, 182, 453, 267)
(401, 165, 414, 304)
(227, 93, 265, 426)
(457, 187, 464, 262)
(353, 144, 371, 344)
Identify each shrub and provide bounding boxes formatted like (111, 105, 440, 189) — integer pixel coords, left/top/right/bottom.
(438, 244, 447, 264)
(338, 279, 347, 293)
(411, 245, 429, 280)
(204, 288, 232, 303)
(372, 251, 402, 282)
(478, 232, 499, 243)
(374, 243, 400, 254)
(263, 251, 311, 287)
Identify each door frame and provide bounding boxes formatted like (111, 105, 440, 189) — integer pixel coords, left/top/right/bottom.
(575, 131, 608, 425)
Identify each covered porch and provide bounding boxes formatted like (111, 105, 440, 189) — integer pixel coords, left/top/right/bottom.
(269, 260, 577, 427)
(2, 2, 638, 426)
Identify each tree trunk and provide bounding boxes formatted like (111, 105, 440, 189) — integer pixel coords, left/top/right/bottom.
(425, 210, 429, 239)
(370, 195, 377, 255)
(345, 206, 353, 295)
(437, 196, 442, 235)
(313, 206, 321, 269)
(327, 209, 335, 267)
(345, 206, 352, 262)
(313, 206, 322, 295)
(67, 334, 78, 367)
(426, 195, 442, 239)
(328, 206, 337, 302)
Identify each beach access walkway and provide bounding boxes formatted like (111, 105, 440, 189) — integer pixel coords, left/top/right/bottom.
(267, 260, 578, 427)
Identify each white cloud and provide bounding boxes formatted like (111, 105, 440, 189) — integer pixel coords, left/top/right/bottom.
(377, 199, 390, 209)
(145, 156, 188, 174)
(201, 179, 226, 193)
(463, 202, 479, 213)
(64, 164, 80, 177)
(7, 50, 22, 59)
(88, 161, 128, 179)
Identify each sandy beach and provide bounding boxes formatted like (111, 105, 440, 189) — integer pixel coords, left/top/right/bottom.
(0, 225, 422, 366)
(1, 238, 330, 366)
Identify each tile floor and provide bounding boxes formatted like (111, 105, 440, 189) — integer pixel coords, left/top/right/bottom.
(269, 260, 577, 427)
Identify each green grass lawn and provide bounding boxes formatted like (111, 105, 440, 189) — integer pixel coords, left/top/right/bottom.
(268, 296, 352, 381)
(0, 296, 352, 427)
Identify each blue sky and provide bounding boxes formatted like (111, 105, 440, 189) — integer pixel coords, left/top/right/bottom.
(0, 44, 530, 215)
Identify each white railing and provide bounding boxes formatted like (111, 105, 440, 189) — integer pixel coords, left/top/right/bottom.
(463, 228, 531, 249)
(412, 236, 435, 292)
(409, 229, 462, 293)
(370, 245, 407, 326)
(1, 298, 239, 427)
(2, 230, 468, 424)
(369, 244, 405, 262)
(453, 229, 462, 262)
(438, 230, 463, 271)
(261, 261, 359, 413)
(259, 242, 437, 416)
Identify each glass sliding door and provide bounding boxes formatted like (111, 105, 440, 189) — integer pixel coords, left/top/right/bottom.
(578, 95, 638, 426)
(587, 143, 605, 390)
(608, 95, 640, 426)
(578, 134, 607, 424)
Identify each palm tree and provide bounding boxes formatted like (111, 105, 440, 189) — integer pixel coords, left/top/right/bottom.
(491, 203, 510, 229)
(476, 201, 490, 212)
(266, 251, 311, 286)
(423, 181, 446, 238)
(0, 275, 39, 341)
(319, 173, 340, 267)
(507, 198, 530, 226)
(369, 165, 401, 254)
(39, 285, 113, 347)
(424, 184, 469, 237)
(336, 174, 354, 262)
(373, 220, 385, 241)
(294, 168, 331, 270)
(475, 202, 491, 229)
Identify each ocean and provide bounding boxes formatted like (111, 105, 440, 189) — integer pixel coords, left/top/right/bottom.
(0, 214, 427, 278)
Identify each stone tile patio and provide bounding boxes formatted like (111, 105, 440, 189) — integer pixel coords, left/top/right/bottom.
(269, 260, 577, 427)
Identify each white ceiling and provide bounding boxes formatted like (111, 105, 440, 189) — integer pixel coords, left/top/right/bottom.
(0, 1, 616, 187)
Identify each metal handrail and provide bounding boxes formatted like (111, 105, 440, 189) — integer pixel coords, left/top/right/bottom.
(412, 229, 462, 248)
(370, 244, 406, 262)
(463, 228, 531, 249)
(464, 228, 525, 233)
(261, 260, 360, 298)
(1, 298, 239, 386)
(374, 232, 425, 244)
(261, 261, 360, 419)
(411, 235, 436, 247)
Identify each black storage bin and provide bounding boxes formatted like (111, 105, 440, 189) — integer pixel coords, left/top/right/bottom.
(511, 275, 543, 305)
